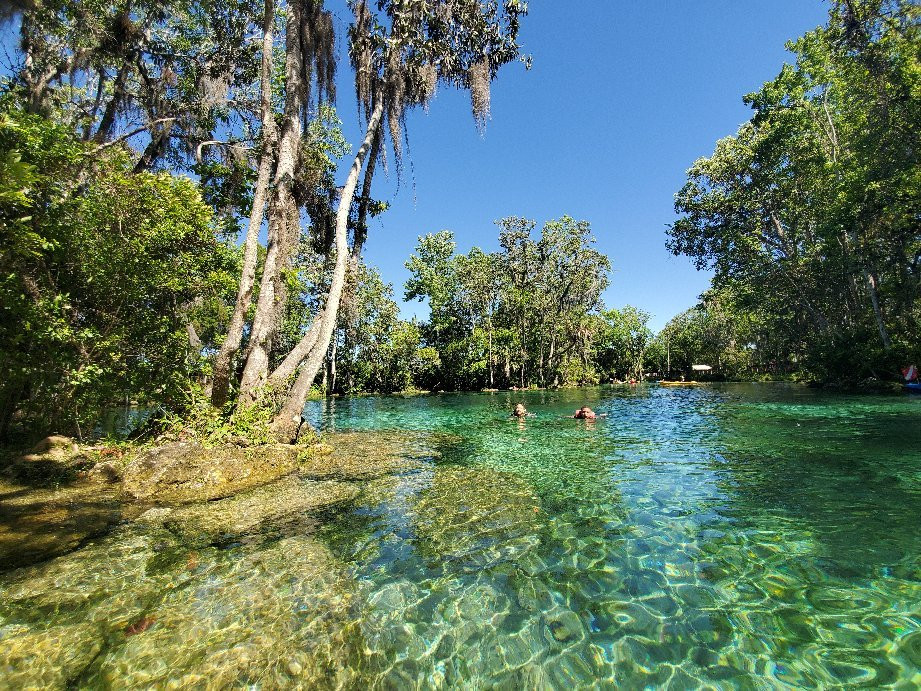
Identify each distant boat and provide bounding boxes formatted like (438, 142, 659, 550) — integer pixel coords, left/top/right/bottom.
(659, 381, 702, 387)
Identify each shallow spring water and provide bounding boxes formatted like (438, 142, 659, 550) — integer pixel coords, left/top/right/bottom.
(2, 384, 920, 688)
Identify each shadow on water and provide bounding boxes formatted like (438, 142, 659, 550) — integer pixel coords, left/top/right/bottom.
(0, 479, 123, 571)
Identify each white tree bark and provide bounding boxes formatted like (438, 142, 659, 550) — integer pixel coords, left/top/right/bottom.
(864, 267, 892, 350)
(237, 3, 305, 404)
(271, 100, 385, 440)
(211, 0, 277, 408)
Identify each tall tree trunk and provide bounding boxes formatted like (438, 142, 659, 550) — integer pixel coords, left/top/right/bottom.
(269, 318, 321, 386)
(211, 0, 277, 408)
(329, 336, 338, 394)
(519, 298, 527, 388)
(487, 313, 494, 387)
(93, 63, 131, 142)
(271, 99, 385, 440)
(354, 126, 382, 256)
(133, 121, 170, 173)
(537, 334, 545, 387)
(237, 2, 305, 404)
(864, 267, 891, 350)
(268, 112, 382, 390)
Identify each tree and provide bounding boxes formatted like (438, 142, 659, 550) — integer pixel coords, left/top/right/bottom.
(405, 216, 610, 391)
(598, 307, 653, 380)
(7, 0, 530, 442)
(0, 98, 235, 439)
(668, 0, 921, 382)
(265, 0, 529, 439)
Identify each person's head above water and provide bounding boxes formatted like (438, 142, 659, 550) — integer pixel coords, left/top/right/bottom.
(574, 406, 597, 419)
(513, 403, 527, 417)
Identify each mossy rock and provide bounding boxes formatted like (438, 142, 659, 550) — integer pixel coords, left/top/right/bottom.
(5, 435, 95, 486)
(299, 431, 439, 481)
(0, 478, 122, 570)
(410, 466, 542, 571)
(137, 475, 360, 546)
(123, 442, 302, 503)
(0, 622, 104, 688)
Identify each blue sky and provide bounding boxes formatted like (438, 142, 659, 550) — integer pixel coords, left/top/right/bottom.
(326, 1, 830, 330)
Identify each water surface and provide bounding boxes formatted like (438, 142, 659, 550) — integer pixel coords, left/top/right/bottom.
(2, 384, 920, 687)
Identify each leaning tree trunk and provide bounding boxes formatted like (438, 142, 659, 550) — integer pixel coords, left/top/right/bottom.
(211, 0, 277, 408)
(237, 2, 306, 405)
(271, 100, 385, 440)
(864, 267, 892, 350)
(268, 117, 381, 389)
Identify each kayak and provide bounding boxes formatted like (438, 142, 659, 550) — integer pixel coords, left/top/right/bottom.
(658, 381, 702, 386)
(904, 382, 921, 393)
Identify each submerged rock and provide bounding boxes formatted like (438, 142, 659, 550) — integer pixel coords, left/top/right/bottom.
(301, 431, 428, 480)
(83, 535, 368, 689)
(0, 478, 122, 570)
(137, 474, 360, 546)
(0, 530, 182, 628)
(410, 466, 542, 571)
(0, 622, 103, 689)
(0, 528, 192, 686)
(300, 430, 459, 481)
(123, 442, 302, 503)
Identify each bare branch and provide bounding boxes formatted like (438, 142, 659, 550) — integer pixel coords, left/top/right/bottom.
(86, 118, 177, 155)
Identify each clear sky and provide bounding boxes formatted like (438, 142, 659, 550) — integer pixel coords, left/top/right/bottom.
(326, 0, 830, 330)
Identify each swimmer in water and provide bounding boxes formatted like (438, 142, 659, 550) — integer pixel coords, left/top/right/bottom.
(512, 403, 534, 418)
(570, 406, 607, 420)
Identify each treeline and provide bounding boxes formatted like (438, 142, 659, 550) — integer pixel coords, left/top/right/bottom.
(322, 222, 800, 395)
(323, 218, 683, 393)
(2, 0, 916, 440)
(667, 0, 921, 383)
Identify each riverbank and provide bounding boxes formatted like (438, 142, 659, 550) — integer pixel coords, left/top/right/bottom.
(0, 429, 438, 571)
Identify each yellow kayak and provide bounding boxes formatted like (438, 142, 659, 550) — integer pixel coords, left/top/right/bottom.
(658, 381, 702, 386)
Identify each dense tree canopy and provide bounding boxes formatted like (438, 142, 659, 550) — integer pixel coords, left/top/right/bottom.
(3, 0, 918, 442)
(0, 98, 236, 439)
(669, 0, 921, 382)
(2, 0, 529, 440)
(401, 216, 611, 390)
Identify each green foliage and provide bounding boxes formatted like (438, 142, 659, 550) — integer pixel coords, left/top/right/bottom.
(156, 385, 316, 448)
(0, 97, 237, 439)
(597, 306, 653, 380)
(668, 0, 921, 383)
(403, 216, 609, 390)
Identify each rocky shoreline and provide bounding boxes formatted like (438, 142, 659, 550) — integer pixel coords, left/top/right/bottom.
(0, 430, 460, 687)
(0, 431, 437, 571)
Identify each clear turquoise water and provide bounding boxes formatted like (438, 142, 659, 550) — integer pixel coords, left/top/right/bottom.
(2, 384, 920, 688)
(305, 385, 921, 687)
